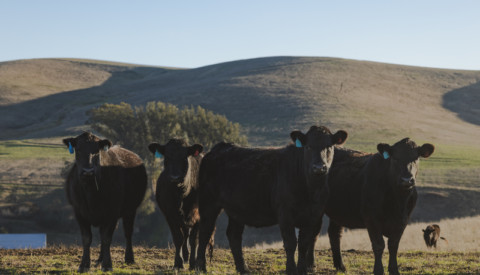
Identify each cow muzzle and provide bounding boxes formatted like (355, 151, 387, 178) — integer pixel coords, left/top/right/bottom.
(401, 177, 415, 189)
(312, 163, 328, 175)
(169, 175, 181, 183)
(82, 167, 95, 178)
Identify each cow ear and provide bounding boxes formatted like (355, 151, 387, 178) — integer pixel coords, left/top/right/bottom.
(418, 143, 435, 158)
(332, 130, 348, 145)
(98, 139, 113, 152)
(188, 144, 204, 156)
(377, 143, 392, 159)
(148, 143, 165, 156)
(62, 138, 76, 148)
(290, 130, 306, 147)
(63, 138, 77, 154)
(422, 229, 425, 232)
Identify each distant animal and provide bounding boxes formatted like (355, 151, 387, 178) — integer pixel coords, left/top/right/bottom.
(309, 138, 435, 275)
(63, 131, 147, 273)
(423, 224, 448, 248)
(195, 126, 348, 275)
(148, 139, 214, 270)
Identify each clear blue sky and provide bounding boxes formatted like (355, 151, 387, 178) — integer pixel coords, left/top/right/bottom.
(2, 1, 479, 70)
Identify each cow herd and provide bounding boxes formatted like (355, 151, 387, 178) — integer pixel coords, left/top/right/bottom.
(62, 125, 435, 275)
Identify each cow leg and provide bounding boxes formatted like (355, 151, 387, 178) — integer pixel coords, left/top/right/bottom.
(328, 221, 346, 272)
(387, 236, 401, 275)
(366, 222, 386, 275)
(226, 216, 249, 274)
(195, 205, 221, 272)
(75, 212, 92, 273)
(122, 210, 137, 264)
(182, 226, 190, 264)
(278, 218, 298, 275)
(99, 220, 118, 272)
(95, 228, 104, 267)
(307, 215, 323, 271)
(297, 227, 313, 275)
(170, 222, 186, 269)
(188, 223, 200, 270)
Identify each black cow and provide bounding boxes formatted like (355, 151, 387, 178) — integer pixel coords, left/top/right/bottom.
(423, 224, 447, 248)
(63, 131, 147, 272)
(148, 139, 214, 270)
(195, 126, 348, 275)
(310, 138, 434, 275)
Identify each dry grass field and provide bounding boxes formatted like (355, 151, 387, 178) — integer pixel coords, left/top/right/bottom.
(1, 246, 480, 274)
(250, 216, 480, 253)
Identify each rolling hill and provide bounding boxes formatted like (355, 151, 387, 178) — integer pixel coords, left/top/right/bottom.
(1, 57, 480, 146)
(1, 56, 480, 246)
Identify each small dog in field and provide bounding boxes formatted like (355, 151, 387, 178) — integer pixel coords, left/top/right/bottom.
(423, 224, 448, 248)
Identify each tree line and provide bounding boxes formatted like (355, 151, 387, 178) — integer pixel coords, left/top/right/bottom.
(78, 101, 248, 243)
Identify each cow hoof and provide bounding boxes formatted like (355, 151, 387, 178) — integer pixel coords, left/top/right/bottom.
(125, 259, 135, 265)
(101, 267, 113, 272)
(77, 267, 90, 273)
(195, 259, 207, 273)
(173, 266, 184, 271)
(95, 261, 102, 267)
(336, 265, 347, 272)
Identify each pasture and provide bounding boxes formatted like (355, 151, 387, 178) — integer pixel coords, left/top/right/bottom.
(0, 246, 478, 274)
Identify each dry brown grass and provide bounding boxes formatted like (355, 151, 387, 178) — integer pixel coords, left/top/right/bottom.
(0, 246, 479, 274)
(253, 216, 480, 252)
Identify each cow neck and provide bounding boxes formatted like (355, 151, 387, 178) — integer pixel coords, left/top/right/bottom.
(85, 175, 104, 211)
(386, 160, 414, 224)
(174, 156, 197, 198)
(297, 147, 328, 222)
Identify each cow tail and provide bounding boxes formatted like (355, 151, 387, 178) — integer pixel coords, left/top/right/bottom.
(440, 237, 448, 245)
(208, 226, 216, 263)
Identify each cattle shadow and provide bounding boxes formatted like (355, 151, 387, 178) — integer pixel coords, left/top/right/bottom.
(442, 81, 480, 127)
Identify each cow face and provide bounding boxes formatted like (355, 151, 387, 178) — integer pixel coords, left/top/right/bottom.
(148, 139, 203, 184)
(291, 126, 348, 177)
(63, 132, 112, 182)
(422, 225, 436, 246)
(377, 138, 435, 190)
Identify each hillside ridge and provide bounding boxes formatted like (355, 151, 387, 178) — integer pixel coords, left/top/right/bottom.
(0, 56, 479, 147)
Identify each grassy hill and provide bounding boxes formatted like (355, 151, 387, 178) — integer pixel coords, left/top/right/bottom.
(1, 57, 480, 247)
(1, 57, 480, 185)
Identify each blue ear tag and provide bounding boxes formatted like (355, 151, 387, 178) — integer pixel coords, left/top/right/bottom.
(68, 142, 74, 154)
(383, 152, 390, 159)
(103, 145, 109, 152)
(295, 138, 302, 148)
(155, 150, 163, 158)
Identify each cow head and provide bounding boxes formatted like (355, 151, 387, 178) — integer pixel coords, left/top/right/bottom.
(422, 225, 437, 245)
(290, 126, 348, 177)
(62, 131, 112, 183)
(377, 138, 435, 190)
(148, 139, 203, 184)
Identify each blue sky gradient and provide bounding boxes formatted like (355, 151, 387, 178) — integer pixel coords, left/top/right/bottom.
(1, 1, 479, 70)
